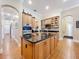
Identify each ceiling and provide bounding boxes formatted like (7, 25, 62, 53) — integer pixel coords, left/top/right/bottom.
(23, 0, 79, 18)
(1, 0, 79, 18)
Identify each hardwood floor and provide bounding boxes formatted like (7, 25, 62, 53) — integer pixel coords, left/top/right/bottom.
(0, 34, 21, 59)
(0, 54, 3, 59)
(0, 36, 79, 59)
(49, 39, 79, 59)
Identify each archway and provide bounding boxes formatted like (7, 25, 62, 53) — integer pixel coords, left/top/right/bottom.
(1, 4, 19, 39)
(62, 15, 74, 39)
(0, 4, 21, 59)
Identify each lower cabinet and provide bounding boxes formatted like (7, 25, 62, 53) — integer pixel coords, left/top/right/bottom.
(43, 38, 50, 59)
(54, 32, 59, 48)
(35, 41, 44, 59)
(50, 32, 59, 55)
(50, 36, 55, 54)
(22, 38, 51, 59)
(35, 39, 50, 59)
(22, 39, 33, 59)
(22, 34, 59, 59)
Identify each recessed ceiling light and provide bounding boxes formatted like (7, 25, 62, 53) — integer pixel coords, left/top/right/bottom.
(45, 5, 49, 10)
(63, 0, 67, 2)
(28, 0, 32, 5)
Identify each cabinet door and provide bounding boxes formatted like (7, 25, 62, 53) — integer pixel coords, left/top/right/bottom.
(50, 36, 55, 54)
(22, 13, 32, 25)
(54, 32, 59, 48)
(34, 44, 39, 59)
(35, 20, 39, 28)
(43, 39, 50, 59)
(45, 19, 51, 24)
(32, 18, 35, 28)
(41, 20, 45, 29)
(35, 41, 44, 59)
(28, 16, 32, 25)
(22, 39, 33, 59)
(22, 13, 29, 25)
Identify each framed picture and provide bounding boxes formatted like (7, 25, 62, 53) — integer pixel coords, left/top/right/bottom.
(76, 21, 79, 28)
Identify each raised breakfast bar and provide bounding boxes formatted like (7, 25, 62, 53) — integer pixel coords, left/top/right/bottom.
(21, 31, 59, 59)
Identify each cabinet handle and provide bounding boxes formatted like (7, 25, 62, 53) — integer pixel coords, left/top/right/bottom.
(25, 44, 27, 48)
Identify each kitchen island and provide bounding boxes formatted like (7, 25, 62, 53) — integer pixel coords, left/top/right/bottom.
(21, 31, 59, 59)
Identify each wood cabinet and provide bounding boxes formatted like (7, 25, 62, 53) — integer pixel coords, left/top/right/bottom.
(54, 32, 59, 48)
(41, 20, 45, 29)
(31, 17, 35, 28)
(22, 12, 32, 26)
(31, 17, 40, 29)
(22, 38, 51, 59)
(35, 41, 44, 59)
(50, 36, 55, 54)
(22, 13, 28, 25)
(34, 20, 39, 29)
(41, 16, 59, 29)
(51, 16, 59, 28)
(22, 39, 33, 59)
(34, 39, 51, 59)
(22, 12, 40, 29)
(45, 19, 51, 25)
(50, 32, 59, 55)
(21, 32, 59, 59)
(43, 38, 50, 59)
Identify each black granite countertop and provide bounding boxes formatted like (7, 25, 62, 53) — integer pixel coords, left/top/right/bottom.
(23, 31, 59, 43)
(32, 29, 59, 32)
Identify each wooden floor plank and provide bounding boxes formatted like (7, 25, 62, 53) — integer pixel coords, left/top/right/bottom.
(0, 36, 79, 59)
(49, 39, 79, 59)
(0, 34, 21, 59)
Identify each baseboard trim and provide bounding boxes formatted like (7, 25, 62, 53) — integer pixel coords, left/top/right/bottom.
(63, 36, 73, 39)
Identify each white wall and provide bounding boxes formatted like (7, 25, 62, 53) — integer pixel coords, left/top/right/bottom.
(0, 6, 2, 53)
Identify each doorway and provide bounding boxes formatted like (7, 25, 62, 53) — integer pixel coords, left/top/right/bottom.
(62, 16, 73, 39)
(0, 5, 21, 59)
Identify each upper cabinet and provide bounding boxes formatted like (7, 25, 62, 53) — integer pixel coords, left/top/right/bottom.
(22, 12, 32, 26)
(41, 16, 59, 29)
(45, 19, 51, 25)
(22, 12, 40, 29)
(51, 16, 59, 28)
(31, 17, 40, 29)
